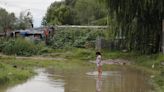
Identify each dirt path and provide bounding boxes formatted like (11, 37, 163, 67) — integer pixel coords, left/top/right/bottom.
(15, 56, 66, 61)
(0, 54, 66, 61)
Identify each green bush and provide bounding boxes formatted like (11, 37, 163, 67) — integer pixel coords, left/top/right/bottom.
(49, 28, 106, 49)
(1, 38, 42, 56)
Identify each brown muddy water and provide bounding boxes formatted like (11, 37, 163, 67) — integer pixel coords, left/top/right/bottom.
(0, 67, 154, 92)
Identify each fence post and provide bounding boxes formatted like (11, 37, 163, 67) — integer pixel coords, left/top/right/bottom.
(162, 20, 164, 53)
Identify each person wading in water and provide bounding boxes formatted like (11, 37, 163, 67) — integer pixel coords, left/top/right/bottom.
(96, 52, 102, 77)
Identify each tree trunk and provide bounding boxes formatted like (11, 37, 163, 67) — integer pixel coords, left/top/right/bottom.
(162, 20, 164, 54)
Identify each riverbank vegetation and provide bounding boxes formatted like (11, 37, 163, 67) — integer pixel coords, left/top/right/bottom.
(0, 61, 33, 85)
(0, 38, 44, 56)
(0, 49, 95, 85)
(0, 48, 164, 91)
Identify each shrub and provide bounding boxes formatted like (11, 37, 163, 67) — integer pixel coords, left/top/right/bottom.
(1, 38, 42, 56)
(49, 28, 106, 49)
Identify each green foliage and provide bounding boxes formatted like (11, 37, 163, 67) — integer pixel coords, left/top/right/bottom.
(74, 0, 107, 25)
(71, 48, 95, 60)
(0, 62, 33, 85)
(0, 8, 16, 32)
(101, 0, 164, 54)
(53, 48, 95, 60)
(43, 1, 77, 25)
(91, 17, 107, 25)
(0, 38, 42, 56)
(154, 75, 164, 87)
(43, 0, 108, 25)
(15, 11, 33, 30)
(49, 28, 106, 49)
(0, 7, 33, 31)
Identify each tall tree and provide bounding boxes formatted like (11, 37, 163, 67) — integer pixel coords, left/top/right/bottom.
(75, 0, 107, 25)
(43, 1, 77, 25)
(102, 0, 164, 54)
(15, 11, 33, 30)
(43, 0, 107, 25)
(0, 8, 16, 33)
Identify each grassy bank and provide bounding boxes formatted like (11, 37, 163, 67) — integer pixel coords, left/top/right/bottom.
(0, 49, 94, 85)
(0, 61, 33, 85)
(0, 48, 163, 91)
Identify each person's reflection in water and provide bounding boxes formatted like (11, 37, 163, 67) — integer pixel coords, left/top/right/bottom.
(96, 73, 102, 92)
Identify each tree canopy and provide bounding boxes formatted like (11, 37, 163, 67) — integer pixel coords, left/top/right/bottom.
(15, 11, 33, 29)
(43, 0, 108, 25)
(44, 1, 77, 25)
(0, 8, 34, 31)
(102, 0, 164, 54)
(0, 8, 16, 32)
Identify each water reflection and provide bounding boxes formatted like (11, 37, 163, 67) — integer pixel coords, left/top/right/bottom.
(6, 69, 64, 92)
(0, 67, 154, 92)
(96, 73, 102, 92)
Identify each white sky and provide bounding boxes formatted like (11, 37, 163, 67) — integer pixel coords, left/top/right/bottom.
(0, 0, 62, 27)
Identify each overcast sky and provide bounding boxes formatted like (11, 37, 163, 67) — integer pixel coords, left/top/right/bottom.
(0, 0, 62, 27)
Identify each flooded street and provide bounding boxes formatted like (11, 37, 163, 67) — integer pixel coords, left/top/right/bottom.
(0, 67, 153, 92)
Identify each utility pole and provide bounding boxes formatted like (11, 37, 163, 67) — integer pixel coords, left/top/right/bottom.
(162, 20, 164, 53)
